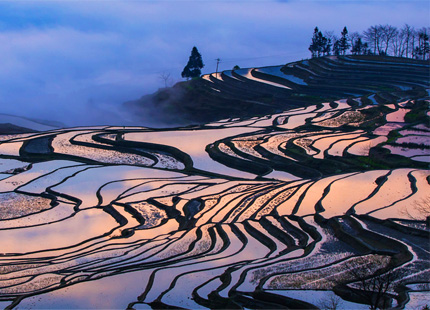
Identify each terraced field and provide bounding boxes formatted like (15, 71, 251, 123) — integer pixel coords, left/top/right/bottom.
(0, 56, 429, 309)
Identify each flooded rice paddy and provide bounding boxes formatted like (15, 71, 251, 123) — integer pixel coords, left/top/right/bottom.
(0, 93, 429, 309)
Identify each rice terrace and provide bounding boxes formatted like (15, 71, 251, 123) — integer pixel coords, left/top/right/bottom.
(0, 2, 429, 310)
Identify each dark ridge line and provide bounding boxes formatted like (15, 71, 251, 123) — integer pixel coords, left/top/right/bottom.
(249, 184, 301, 220)
(309, 130, 363, 158)
(200, 184, 268, 223)
(14, 162, 90, 193)
(146, 198, 184, 228)
(288, 181, 316, 216)
(116, 176, 196, 200)
(191, 183, 262, 223)
(0, 190, 58, 221)
(255, 140, 322, 179)
(278, 216, 310, 247)
(191, 275, 228, 309)
(113, 129, 272, 182)
(259, 217, 296, 249)
(342, 135, 375, 157)
(206, 140, 271, 176)
(135, 224, 232, 302)
(66, 233, 175, 273)
(153, 232, 238, 305)
(21, 135, 55, 155)
(314, 171, 366, 215)
(251, 290, 319, 310)
(75, 131, 163, 163)
(366, 169, 419, 216)
(44, 165, 105, 211)
(259, 253, 360, 291)
(207, 184, 274, 224)
(101, 224, 221, 274)
(228, 184, 284, 223)
(144, 215, 305, 304)
(69, 133, 158, 167)
(117, 180, 211, 203)
(242, 220, 277, 257)
(26, 222, 175, 267)
(331, 225, 418, 308)
(227, 238, 303, 301)
(52, 218, 180, 261)
(226, 136, 305, 179)
(0, 202, 77, 232)
(347, 169, 393, 215)
(288, 131, 326, 157)
(16, 132, 222, 181)
(323, 132, 367, 159)
(0, 130, 63, 144)
(117, 132, 193, 169)
(334, 215, 413, 264)
(1, 211, 122, 257)
(255, 218, 323, 291)
(357, 214, 430, 239)
(253, 68, 305, 90)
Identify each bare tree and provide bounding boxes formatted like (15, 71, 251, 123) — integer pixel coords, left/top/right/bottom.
(402, 24, 415, 58)
(324, 30, 337, 43)
(364, 25, 383, 55)
(342, 257, 404, 310)
(324, 31, 338, 56)
(411, 29, 419, 58)
(401, 195, 430, 227)
(393, 29, 406, 57)
(319, 295, 343, 310)
(159, 72, 173, 88)
(380, 25, 398, 55)
(349, 31, 361, 53)
(415, 28, 430, 60)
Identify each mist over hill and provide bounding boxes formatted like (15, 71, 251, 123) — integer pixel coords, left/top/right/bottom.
(125, 55, 430, 125)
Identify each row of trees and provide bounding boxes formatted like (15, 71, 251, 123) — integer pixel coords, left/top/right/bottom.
(309, 24, 430, 60)
(179, 25, 429, 82)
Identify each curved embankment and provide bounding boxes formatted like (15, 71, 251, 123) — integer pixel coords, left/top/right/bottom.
(0, 57, 429, 309)
(126, 55, 429, 124)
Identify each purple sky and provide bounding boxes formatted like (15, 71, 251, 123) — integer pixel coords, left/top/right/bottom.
(0, 0, 428, 126)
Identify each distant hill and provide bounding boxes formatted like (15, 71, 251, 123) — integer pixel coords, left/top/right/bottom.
(125, 55, 429, 124)
(0, 113, 64, 134)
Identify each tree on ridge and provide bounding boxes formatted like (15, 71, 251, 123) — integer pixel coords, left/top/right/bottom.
(309, 27, 331, 57)
(182, 46, 204, 80)
(339, 26, 351, 55)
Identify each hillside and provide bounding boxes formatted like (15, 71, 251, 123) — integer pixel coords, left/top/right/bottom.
(0, 55, 429, 309)
(0, 113, 63, 134)
(125, 55, 430, 124)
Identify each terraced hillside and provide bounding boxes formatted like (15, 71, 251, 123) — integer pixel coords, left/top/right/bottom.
(126, 55, 429, 123)
(0, 56, 429, 309)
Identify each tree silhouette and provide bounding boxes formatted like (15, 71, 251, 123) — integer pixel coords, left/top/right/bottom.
(308, 23, 428, 59)
(309, 27, 321, 58)
(333, 39, 341, 56)
(182, 46, 204, 79)
(341, 258, 404, 310)
(309, 27, 331, 57)
(159, 72, 172, 88)
(352, 38, 368, 55)
(339, 27, 351, 55)
(415, 28, 429, 60)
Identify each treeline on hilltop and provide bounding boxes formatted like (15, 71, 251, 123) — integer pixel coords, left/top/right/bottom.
(309, 24, 430, 60)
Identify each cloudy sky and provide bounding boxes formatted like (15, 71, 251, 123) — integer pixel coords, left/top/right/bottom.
(0, 0, 428, 126)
